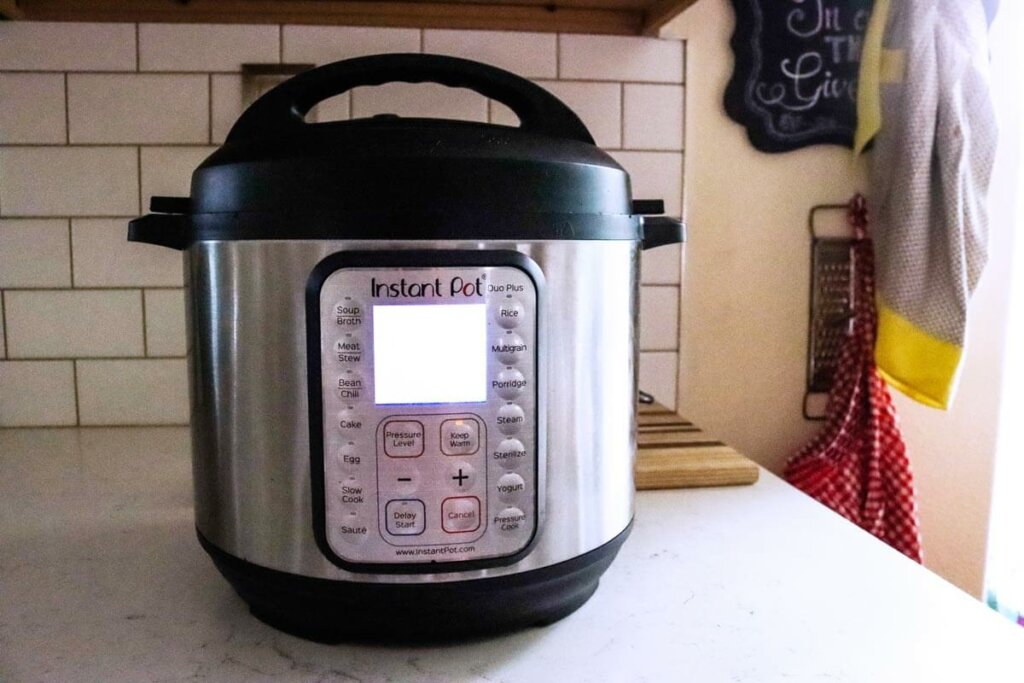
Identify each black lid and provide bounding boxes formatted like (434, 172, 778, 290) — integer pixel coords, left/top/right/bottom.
(129, 54, 683, 249)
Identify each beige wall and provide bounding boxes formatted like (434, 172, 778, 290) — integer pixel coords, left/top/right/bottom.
(666, 0, 1020, 596)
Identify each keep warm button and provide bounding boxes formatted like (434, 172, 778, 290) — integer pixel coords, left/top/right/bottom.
(442, 496, 481, 533)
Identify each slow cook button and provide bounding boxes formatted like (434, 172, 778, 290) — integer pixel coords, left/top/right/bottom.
(334, 334, 363, 364)
(442, 496, 481, 533)
(385, 499, 425, 536)
(496, 403, 525, 435)
(492, 368, 526, 400)
(492, 332, 527, 365)
(383, 420, 425, 457)
(492, 438, 528, 469)
(336, 371, 364, 400)
(333, 297, 363, 328)
(494, 507, 527, 535)
(337, 474, 365, 507)
(495, 300, 524, 329)
(440, 418, 479, 455)
(496, 473, 526, 503)
(334, 510, 369, 545)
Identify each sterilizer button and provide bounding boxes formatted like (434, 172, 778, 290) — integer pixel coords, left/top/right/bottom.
(495, 507, 527, 535)
(442, 496, 481, 533)
(440, 418, 479, 455)
(492, 438, 527, 469)
(496, 473, 526, 503)
(447, 461, 476, 491)
(335, 371, 364, 400)
(333, 297, 363, 328)
(333, 334, 363, 364)
(495, 300, 524, 329)
(337, 408, 364, 434)
(493, 368, 526, 400)
(493, 332, 527, 364)
(496, 404, 525, 435)
(383, 420, 425, 457)
(335, 510, 369, 545)
(385, 499, 426, 536)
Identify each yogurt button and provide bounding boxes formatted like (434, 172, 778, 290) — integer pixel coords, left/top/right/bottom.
(496, 473, 526, 503)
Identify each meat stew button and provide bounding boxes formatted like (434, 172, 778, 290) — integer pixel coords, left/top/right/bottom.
(442, 496, 481, 533)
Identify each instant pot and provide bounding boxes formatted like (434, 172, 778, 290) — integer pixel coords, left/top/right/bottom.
(129, 53, 684, 641)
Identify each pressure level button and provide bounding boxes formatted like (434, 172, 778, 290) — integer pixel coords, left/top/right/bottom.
(495, 300, 524, 329)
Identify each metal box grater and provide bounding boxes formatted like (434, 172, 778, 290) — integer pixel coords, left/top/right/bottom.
(808, 239, 856, 393)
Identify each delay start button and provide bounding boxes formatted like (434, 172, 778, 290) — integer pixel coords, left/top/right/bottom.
(442, 496, 481, 533)
(385, 499, 425, 536)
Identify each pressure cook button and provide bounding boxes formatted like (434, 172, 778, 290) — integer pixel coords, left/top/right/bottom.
(336, 371, 364, 400)
(442, 496, 481, 533)
(383, 420, 425, 457)
(333, 334, 363, 364)
(440, 418, 479, 455)
(334, 510, 369, 545)
(447, 461, 476, 491)
(492, 332, 527, 365)
(492, 368, 526, 400)
(496, 404, 526, 435)
(496, 473, 526, 503)
(492, 438, 528, 469)
(495, 507, 527, 535)
(333, 297, 363, 328)
(337, 408, 364, 434)
(385, 499, 425, 536)
(495, 300, 524, 329)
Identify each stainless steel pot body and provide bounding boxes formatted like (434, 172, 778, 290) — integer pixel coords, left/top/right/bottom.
(186, 239, 638, 584)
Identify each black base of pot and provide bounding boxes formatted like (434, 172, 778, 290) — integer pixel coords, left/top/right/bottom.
(197, 524, 631, 643)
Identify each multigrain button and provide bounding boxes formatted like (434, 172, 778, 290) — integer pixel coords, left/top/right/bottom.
(440, 418, 479, 455)
(337, 407, 363, 435)
(492, 438, 528, 469)
(496, 473, 526, 503)
(492, 367, 526, 399)
(383, 420, 424, 457)
(333, 334, 363, 364)
(442, 496, 481, 533)
(334, 510, 369, 545)
(385, 499, 425, 536)
(495, 299, 524, 329)
(496, 403, 525, 435)
(336, 370, 364, 400)
(333, 297, 363, 328)
(494, 507, 527, 535)
(492, 332, 527, 364)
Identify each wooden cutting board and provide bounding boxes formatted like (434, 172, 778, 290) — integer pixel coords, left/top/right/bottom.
(634, 401, 759, 490)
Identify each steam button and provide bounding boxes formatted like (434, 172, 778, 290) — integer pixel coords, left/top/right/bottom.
(496, 300, 524, 329)
(496, 403, 525, 435)
(333, 297, 363, 328)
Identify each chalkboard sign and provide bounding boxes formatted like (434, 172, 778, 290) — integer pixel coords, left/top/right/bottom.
(725, 0, 874, 153)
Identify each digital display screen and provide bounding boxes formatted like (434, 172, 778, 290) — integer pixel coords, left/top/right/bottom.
(373, 303, 487, 405)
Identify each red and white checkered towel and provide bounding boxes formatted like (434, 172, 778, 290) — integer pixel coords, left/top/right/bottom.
(786, 196, 923, 563)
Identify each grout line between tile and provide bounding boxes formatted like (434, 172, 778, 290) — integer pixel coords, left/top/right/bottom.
(72, 359, 81, 426)
(555, 33, 562, 79)
(67, 219, 75, 287)
(134, 23, 141, 71)
(136, 146, 143, 214)
(419, 28, 425, 53)
(208, 75, 214, 144)
(0, 422, 190, 431)
(0, 291, 7, 359)
(619, 82, 626, 149)
(63, 72, 71, 144)
(278, 24, 284, 63)
(140, 289, 148, 356)
(3, 355, 186, 362)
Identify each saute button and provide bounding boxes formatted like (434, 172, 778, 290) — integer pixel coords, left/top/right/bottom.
(492, 438, 528, 469)
(494, 507, 527, 535)
(334, 510, 369, 545)
(336, 371, 364, 400)
(447, 461, 476, 491)
(385, 499, 425, 536)
(496, 403, 526, 435)
(333, 297, 363, 328)
(440, 418, 479, 455)
(383, 420, 424, 457)
(337, 408, 363, 434)
(492, 367, 526, 400)
(495, 300, 524, 329)
(496, 473, 526, 503)
(442, 496, 481, 533)
(492, 332, 527, 364)
(333, 334, 363, 364)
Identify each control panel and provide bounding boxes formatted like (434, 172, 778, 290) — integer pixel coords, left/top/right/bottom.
(310, 256, 540, 568)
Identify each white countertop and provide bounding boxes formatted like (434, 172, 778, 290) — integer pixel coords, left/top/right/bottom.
(1, 427, 1021, 682)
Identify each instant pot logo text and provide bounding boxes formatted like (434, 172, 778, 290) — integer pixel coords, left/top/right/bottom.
(370, 276, 484, 299)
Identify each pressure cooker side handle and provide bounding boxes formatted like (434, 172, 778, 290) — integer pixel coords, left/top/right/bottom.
(227, 53, 595, 145)
(641, 216, 686, 250)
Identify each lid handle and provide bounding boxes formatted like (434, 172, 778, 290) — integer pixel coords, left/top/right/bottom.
(227, 53, 595, 145)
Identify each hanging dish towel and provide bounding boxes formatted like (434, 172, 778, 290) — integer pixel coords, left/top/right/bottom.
(787, 197, 923, 563)
(854, 0, 998, 409)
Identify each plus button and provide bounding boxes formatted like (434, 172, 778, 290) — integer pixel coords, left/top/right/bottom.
(452, 468, 469, 487)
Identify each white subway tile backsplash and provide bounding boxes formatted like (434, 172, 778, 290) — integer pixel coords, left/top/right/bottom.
(560, 35, 683, 83)
(0, 296, 5, 357)
(144, 289, 186, 357)
(139, 23, 279, 72)
(0, 74, 67, 144)
(609, 150, 683, 216)
(624, 84, 684, 150)
(0, 361, 77, 426)
(309, 93, 352, 123)
(0, 22, 136, 72)
(210, 74, 242, 143)
(77, 359, 189, 425)
(68, 74, 208, 144)
(0, 219, 71, 287)
(540, 81, 621, 148)
(282, 26, 421, 65)
(139, 147, 216, 209)
(640, 286, 679, 351)
(639, 351, 678, 410)
(351, 82, 487, 122)
(5, 290, 144, 358)
(424, 30, 556, 78)
(642, 243, 682, 285)
(72, 219, 183, 287)
(0, 147, 139, 217)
